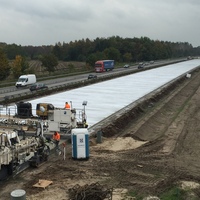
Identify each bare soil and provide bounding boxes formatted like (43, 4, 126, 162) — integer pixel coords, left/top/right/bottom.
(1, 69, 200, 199)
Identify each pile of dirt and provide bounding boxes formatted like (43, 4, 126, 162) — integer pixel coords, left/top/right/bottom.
(94, 137, 147, 151)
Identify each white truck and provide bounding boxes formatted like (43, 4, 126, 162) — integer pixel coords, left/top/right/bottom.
(15, 74, 36, 88)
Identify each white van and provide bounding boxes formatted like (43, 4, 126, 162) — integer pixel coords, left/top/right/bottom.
(15, 74, 36, 88)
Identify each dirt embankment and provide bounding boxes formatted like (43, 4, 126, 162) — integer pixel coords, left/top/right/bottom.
(1, 68, 200, 199)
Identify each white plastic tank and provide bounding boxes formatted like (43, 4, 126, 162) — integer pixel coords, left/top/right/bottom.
(10, 189, 26, 200)
(71, 128, 89, 160)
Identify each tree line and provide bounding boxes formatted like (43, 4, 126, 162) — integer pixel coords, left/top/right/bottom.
(0, 36, 200, 80)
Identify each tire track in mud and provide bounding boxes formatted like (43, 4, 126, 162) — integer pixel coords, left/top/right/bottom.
(92, 146, 200, 196)
(91, 150, 186, 195)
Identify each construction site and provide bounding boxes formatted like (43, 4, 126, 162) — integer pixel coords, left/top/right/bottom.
(1, 62, 200, 199)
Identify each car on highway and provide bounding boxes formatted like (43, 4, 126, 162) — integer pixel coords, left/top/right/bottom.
(124, 64, 130, 68)
(88, 74, 97, 80)
(29, 83, 48, 91)
(149, 60, 154, 64)
(138, 62, 145, 69)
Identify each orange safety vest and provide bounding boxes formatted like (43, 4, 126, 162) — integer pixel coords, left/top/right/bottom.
(65, 103, 71, 109)
(53, 132, 60, 141)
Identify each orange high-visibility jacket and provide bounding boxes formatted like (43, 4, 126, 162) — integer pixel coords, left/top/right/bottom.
(65, 103, 71, 109)
(53, 132, 60, 141)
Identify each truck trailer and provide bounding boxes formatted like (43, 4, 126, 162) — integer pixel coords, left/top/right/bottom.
(16, 74, 36, 88)
(95, 60, 114, 72)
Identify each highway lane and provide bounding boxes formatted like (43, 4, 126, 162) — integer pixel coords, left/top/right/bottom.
(0, 58, 197, 129)
(0, 58, 186, 99)
(0, 65, 139, 98)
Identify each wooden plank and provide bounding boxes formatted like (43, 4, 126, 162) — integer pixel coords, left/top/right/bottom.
(33, 179, 53, 189)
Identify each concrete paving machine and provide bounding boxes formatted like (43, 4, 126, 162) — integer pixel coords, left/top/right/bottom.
(0, 128, 53, 181)
(37, 101, 88, 134)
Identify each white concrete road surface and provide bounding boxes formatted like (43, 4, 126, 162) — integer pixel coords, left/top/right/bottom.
(1, 59, 200, 128)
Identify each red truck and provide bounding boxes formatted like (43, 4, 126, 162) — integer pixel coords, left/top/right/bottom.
(95, 60, 115, 72)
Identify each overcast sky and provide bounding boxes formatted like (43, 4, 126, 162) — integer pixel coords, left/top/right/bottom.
(1, 0, 200, 47)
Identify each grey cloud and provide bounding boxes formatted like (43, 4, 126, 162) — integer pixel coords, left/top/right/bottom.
(0, 0, 200, 46)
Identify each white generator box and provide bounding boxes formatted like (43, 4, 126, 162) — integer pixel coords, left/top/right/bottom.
(48, 121, 59, 132)
(48, 109, 77, 132)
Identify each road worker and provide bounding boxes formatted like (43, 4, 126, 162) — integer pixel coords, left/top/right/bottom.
(83, 119, 88, 128)
(52, 131, 60, 149)
(65, 102, 71, 109)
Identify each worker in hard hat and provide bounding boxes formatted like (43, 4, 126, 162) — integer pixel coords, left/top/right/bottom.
(52, 131, 61, 150)
(65, 102, 71, 109)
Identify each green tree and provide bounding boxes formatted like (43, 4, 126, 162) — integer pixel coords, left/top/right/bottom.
(40, 54, 58, 73)
(52, 44, 62, 60)
(12, 55, 29, 78)
(94, 51, 107, 60)
(86, 54, 97, 67)
(103, 47, 121, 61)
(4, 44, 26, 59)
(0, 49, 10, 80)
(123, 52, 132, 62)
(12, 55, 22, 78)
